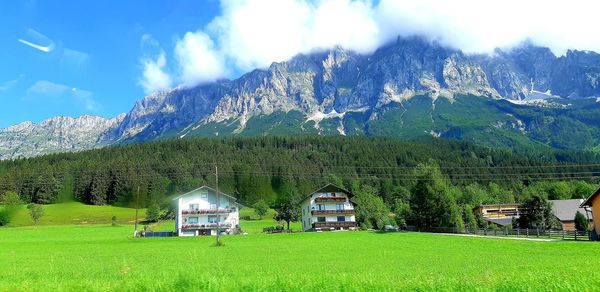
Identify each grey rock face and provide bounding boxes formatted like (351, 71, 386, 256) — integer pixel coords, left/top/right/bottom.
(0, 115, 124, 160)
(4, 36, 600, 158)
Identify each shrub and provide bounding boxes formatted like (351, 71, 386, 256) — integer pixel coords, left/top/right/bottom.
(28, 204, 44, 225)
(0, 211, 10, 226)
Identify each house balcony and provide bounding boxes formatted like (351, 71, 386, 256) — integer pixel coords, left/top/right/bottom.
(181, 223, 232, 230)
(311, 209, 355, 216)
(313, 221, 357, 229)
(314, 196, 347, 203)
(181, 209, 233, 215)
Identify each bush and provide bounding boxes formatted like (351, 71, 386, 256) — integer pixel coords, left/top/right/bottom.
(574, 211, 589, 231)
(111, 216, 118, 226)
(28, 204, 44, 224)
(0, 211, 10, 226)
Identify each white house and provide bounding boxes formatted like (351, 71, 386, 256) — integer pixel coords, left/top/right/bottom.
(300, 184, 357, 231)
(173, 186, 242, 236)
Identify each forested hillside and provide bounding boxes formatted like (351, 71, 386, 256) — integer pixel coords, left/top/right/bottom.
(0, 137, 598, 210)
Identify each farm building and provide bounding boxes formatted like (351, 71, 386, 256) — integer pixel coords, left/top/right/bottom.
(173, 186, 242, 236)
(300, 184, 357, 231)
(580, 188, 600, 240)
(549, 199, 592, 231)
(473, 203, 520, 227)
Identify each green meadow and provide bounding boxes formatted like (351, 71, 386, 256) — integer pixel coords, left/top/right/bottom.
(1, 220, 599, 291)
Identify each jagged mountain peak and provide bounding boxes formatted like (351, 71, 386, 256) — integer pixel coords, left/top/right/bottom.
(3, 36, 600, 159)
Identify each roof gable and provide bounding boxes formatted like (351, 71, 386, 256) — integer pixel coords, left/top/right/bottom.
(581, 187, 600, 207)
(172, 185, 239, 202)
(550, 199, 588, 221)
(302, 183, 355, 203)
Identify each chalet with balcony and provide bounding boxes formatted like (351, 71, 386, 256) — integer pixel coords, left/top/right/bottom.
(173, 186, 242, 236)
(300, 184, 357, 231)
(474, 203, 520, 227)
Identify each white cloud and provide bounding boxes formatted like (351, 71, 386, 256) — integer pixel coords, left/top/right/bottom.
(138, 34, 173, 94)
(24, 80, 100, 111)
(143, 0, 600, 91)
(174, 31, 228, 86)
(0, 75, 22, 91)
(139, 52, 172, 94)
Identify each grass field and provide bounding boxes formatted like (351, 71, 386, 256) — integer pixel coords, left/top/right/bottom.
(1, 222, 599, 291)
(4, 202, 147, 226)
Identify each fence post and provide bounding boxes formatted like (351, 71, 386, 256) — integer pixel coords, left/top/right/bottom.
(536, 229, 539, 237)
(526, 228, 529, 237)
(562, 230, 565, 240)
(517, 229, 520, 236)
(575, 231, 578, 241)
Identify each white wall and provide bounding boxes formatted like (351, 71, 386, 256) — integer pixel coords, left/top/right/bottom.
(300, 191, 356, 231)
(176, 187, 240, 236)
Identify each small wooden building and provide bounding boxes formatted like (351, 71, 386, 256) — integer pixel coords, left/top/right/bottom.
(580, 188, 600, 240)
(550, 199, 592, 231)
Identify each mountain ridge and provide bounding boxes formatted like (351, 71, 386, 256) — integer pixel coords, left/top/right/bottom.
(2, 36, 600, 159)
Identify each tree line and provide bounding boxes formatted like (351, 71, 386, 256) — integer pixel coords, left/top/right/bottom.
(0, 136, 599, 229)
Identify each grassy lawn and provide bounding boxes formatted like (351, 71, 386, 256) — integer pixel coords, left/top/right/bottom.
(1, 224, 599, 291)
(5, 202, 146, 226)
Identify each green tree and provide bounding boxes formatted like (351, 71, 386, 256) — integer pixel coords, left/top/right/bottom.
(517, 196, 558, 229)
(146, 201, 161, 222)
(462, 205, 478, 230)
(273, 185, 301, 231)
(0, 191, 23, 226)
(252, 199, 269, 220)
(574, 211, 589, 232)
(28, 204, 44, 225)
(408, 163, 460, 229)
(353, 185, 392, 229)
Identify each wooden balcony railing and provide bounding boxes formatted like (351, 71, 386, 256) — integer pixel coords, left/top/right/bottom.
(314, 196, 347, 203)
(181, 223, 232, 229)
(313, 221, 357, 228)
(181, 209, 233, 215)
(311, 210, 355, 216)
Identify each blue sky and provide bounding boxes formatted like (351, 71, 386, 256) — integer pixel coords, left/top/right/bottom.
(1, 0, 598, 128)
(0, 0, 219, 127)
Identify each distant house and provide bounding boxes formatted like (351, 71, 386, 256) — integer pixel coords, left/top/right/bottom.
(173, 186, 242, 236)
(300, 184, 357, 231)
(473, 203, 520, 227)
(550, 199, 592, 231)
(580, 188, 600, 239)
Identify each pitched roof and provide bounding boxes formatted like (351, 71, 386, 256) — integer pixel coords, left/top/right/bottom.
(550, 199, 588, 221)
(301, 183, 355, 203)
(172, 185, 239, 202)
(581, 187, 600, 207)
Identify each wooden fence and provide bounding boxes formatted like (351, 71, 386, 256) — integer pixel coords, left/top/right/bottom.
(407, 226, 591, 241)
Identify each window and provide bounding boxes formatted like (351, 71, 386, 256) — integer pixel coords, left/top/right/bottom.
(337, 216, 346, 222)
(208, 216, 220, 223)
(317, 204, 325, 211)
(188, 217, 198, 224)
(317, 217, 325, 222)
(336, 204, 344, 211)
(189, 204, 199, 210)
(210, 204, 217, 210)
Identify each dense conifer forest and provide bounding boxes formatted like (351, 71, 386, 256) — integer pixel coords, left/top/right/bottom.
(0, 137, 598, 212)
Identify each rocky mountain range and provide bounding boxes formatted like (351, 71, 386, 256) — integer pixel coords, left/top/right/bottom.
(2, 36, 600, 159)
(0, 115, 124, 160)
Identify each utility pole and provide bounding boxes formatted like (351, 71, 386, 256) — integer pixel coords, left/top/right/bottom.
(215, 163, 221, 245)
(134, 186, 140, 238)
